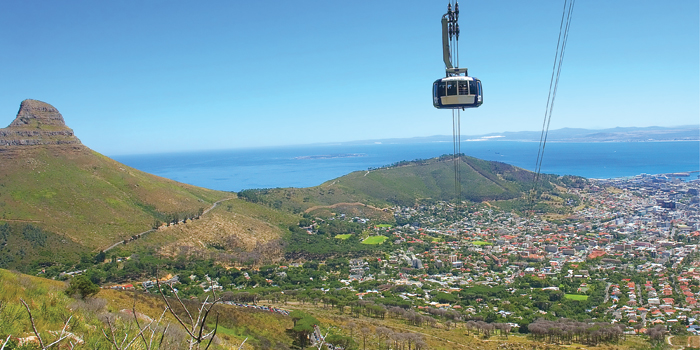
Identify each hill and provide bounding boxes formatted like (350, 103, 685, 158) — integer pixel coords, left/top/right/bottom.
(239, 154, 581, 216)
(0, 100, 288, 271)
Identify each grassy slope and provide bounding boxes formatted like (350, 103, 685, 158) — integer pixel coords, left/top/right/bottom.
(0, 268, 294, 349)
(0, 222, 86, 271)
(241, 155, 562, 214)
(0, 145, 230, 250)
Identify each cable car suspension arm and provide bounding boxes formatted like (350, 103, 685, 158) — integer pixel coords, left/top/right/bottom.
(442, 2, 461, 75)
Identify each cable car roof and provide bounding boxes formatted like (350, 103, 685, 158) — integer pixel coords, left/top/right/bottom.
(439, 76, 478, 81)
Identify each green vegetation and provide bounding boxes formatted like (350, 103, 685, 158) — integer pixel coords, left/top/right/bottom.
(564, 294, 589, 301)
(65, 274, 100, 299)
(0, 222, 85, 273)
(472, 240, 491, 246)
(238, 155, 571, 215)
(361, 236, 388, 245)
(289, 310, 319, 348)
(335, 234, 353, 240)
(286, 225, 382, 259)
(0, 145, 230, 249)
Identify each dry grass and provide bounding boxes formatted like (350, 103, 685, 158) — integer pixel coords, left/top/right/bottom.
(688, 335, 700, 348)
(268, 301, 660, 350)
(158, 207, 282, 256)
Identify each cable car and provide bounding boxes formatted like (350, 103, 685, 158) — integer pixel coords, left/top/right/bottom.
(432, 75, 483, 109)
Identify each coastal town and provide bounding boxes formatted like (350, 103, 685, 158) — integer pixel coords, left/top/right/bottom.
(370, 173, 700, 334)
(100, 172, 700, 339)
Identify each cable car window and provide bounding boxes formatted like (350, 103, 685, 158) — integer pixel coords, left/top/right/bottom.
(437, 81, 446, 97)
(446, 81, 457, 96)
(469, 80, 478, 96)
(458, 81, 468, 95)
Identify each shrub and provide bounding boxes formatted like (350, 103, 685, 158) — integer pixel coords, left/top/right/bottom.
(65, 275, 100, 299)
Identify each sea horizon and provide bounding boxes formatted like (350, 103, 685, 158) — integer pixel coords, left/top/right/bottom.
(112, 140, 700, 192)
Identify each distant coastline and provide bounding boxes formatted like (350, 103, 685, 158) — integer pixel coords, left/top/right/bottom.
(332, 125, 700, 147)
(464, 139, 700, 143)
(294, 153, 365, 160)
(113, 140, 700, 192)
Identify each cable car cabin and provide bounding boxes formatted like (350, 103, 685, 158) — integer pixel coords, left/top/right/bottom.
(432, 76, 483, 109)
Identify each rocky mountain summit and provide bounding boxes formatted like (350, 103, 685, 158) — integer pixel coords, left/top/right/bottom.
(0, 99, 81, 146)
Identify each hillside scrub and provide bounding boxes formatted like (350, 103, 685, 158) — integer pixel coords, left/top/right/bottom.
(0, 268, 297, 349)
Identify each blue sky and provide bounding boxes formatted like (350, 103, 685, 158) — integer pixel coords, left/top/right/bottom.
(0, 0, 697, 155)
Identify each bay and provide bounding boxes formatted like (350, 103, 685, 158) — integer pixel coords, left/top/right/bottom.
(111, 141, 700, 192)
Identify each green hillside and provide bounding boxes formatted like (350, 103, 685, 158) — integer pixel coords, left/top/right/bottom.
(239, 154, 574, 214)
(0, 100, 231, 255)
(0, 145, 228, 249)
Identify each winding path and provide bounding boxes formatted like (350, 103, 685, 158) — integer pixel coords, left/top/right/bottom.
(101, 197, 234, 253)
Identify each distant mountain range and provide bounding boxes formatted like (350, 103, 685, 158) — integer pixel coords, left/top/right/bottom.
(338, 125, 700, 145)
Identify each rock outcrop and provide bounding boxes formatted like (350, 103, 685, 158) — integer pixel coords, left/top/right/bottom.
(0, 99, 82, 146)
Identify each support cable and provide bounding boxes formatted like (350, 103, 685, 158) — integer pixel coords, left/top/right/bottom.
(453, 109, 458, 200)
(529, 0, 575, 214)
(457, 109, 462, 204)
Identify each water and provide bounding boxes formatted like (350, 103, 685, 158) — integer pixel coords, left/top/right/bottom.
(111, 141, 700, 192)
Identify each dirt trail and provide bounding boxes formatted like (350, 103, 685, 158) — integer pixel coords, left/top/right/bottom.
(101, 197, 235, 252)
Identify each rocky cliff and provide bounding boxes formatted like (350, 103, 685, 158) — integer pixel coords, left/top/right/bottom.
(0, 99, 82, 146)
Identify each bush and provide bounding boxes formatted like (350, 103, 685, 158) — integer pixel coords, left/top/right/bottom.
(65, 275, 100, 299)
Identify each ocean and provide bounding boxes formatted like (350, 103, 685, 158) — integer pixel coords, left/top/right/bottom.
(112, 141, 700, 192)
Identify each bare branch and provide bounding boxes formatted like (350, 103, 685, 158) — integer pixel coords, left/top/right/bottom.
(122, 322, 151, 350)
(237, 337, 248, 350)
(132, 298, 149, 348)
(44, 315, 73, 348)
(1, 335, 11, 350)
(148, 308, 169, 350)
(158, 324, 170, 349)
(196, 296, 212, 342)
(203, 313, 218, 350)
(168, 282, 195, 327)
(20, 298, 46, 349)
(156, 279, 197, 339)
(119, 332, 128, 350)
(316, 331, 328, 350)
(101, 317, 121, 350)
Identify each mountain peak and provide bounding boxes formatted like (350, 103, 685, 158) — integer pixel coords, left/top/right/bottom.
(0, 99, 81, 147)
(10, 99, 67, 129)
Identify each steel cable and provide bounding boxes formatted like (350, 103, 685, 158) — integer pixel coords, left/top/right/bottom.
(529, 0, 575, 214)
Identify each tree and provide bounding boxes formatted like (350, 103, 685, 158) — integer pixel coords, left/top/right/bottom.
(94, 250, 107, 264)
(65, 275, 100, 299)
(290, 312, 319, 348)
(326, 334, 355, 350)
(360, 326, 371, 350)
